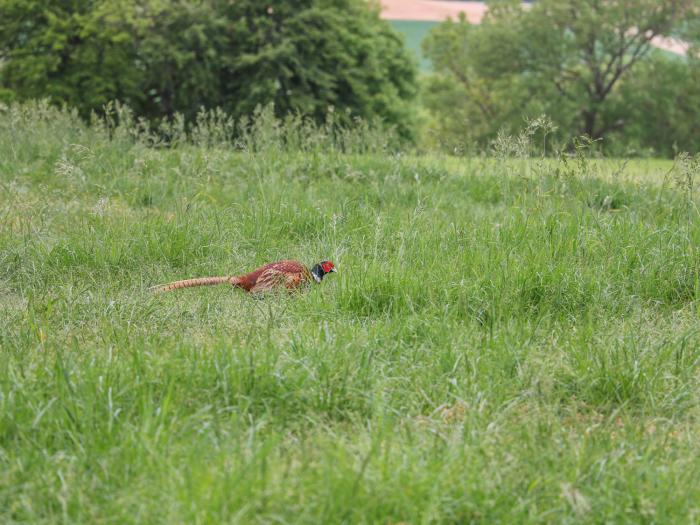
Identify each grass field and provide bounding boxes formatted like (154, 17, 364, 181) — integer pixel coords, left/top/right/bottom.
(389, 20, 439, 71)
(2, 103, 700, 523)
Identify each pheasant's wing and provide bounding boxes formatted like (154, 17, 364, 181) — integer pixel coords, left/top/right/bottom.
(282, 270, 309, 291)
(249, 267, 308, 294)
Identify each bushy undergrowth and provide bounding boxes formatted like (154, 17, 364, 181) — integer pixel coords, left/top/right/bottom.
(2, 103, 700, 523)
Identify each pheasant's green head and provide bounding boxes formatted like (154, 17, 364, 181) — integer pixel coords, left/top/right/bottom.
(311, 261, 337, 283)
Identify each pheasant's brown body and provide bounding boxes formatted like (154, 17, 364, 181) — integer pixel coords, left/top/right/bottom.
(153, 259, 317, 294)
(230, 260, 314, 293)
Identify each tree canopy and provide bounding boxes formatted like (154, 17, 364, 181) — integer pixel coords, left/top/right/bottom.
(423, 0, 699, 155)
(0, 0, 418, 138)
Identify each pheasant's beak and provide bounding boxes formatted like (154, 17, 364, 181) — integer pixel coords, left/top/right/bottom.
(330, 267, 337, 273)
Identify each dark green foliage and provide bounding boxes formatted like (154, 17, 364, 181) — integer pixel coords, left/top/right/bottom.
(0, 0, 142, 113)
(216, 0, 417, 138)
(0, 0, 417, 138)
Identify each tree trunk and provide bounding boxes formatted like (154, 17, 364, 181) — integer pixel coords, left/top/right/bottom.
(582, 108, 597, 139)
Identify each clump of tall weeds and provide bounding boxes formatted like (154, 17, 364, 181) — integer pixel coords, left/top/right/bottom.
(1, 99, 404, 156)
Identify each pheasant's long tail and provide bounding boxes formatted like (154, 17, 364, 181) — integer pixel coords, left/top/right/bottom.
(151, 276, 234, 293)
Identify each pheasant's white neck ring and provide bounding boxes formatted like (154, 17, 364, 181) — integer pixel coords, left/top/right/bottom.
(311, 265, 324, 283)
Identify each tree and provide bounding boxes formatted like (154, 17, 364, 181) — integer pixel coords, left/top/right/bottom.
(616, 53, 700, 156)
(423, 0, 697, 152)
(214, 0, 417, 138)
(0, 0, 143, 114)
(422, 8, 540, 151)
(0, 0, 417, 138)
(131, 0, 229, 121)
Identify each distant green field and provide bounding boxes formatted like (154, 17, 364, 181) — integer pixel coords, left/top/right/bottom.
(388, 19, 685, 72)
(390, 20, 439, 71)
(2, 103, 700, 523)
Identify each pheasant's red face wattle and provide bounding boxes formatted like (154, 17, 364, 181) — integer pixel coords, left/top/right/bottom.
(321, 261, 336, 273)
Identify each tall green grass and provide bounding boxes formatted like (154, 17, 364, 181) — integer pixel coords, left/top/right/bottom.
(2, 102, 700, 523)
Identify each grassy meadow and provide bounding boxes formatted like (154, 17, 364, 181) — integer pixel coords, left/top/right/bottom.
(2, 103, 700, 523)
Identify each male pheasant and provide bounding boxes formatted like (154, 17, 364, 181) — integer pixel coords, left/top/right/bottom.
(152, 260, 336, 294)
